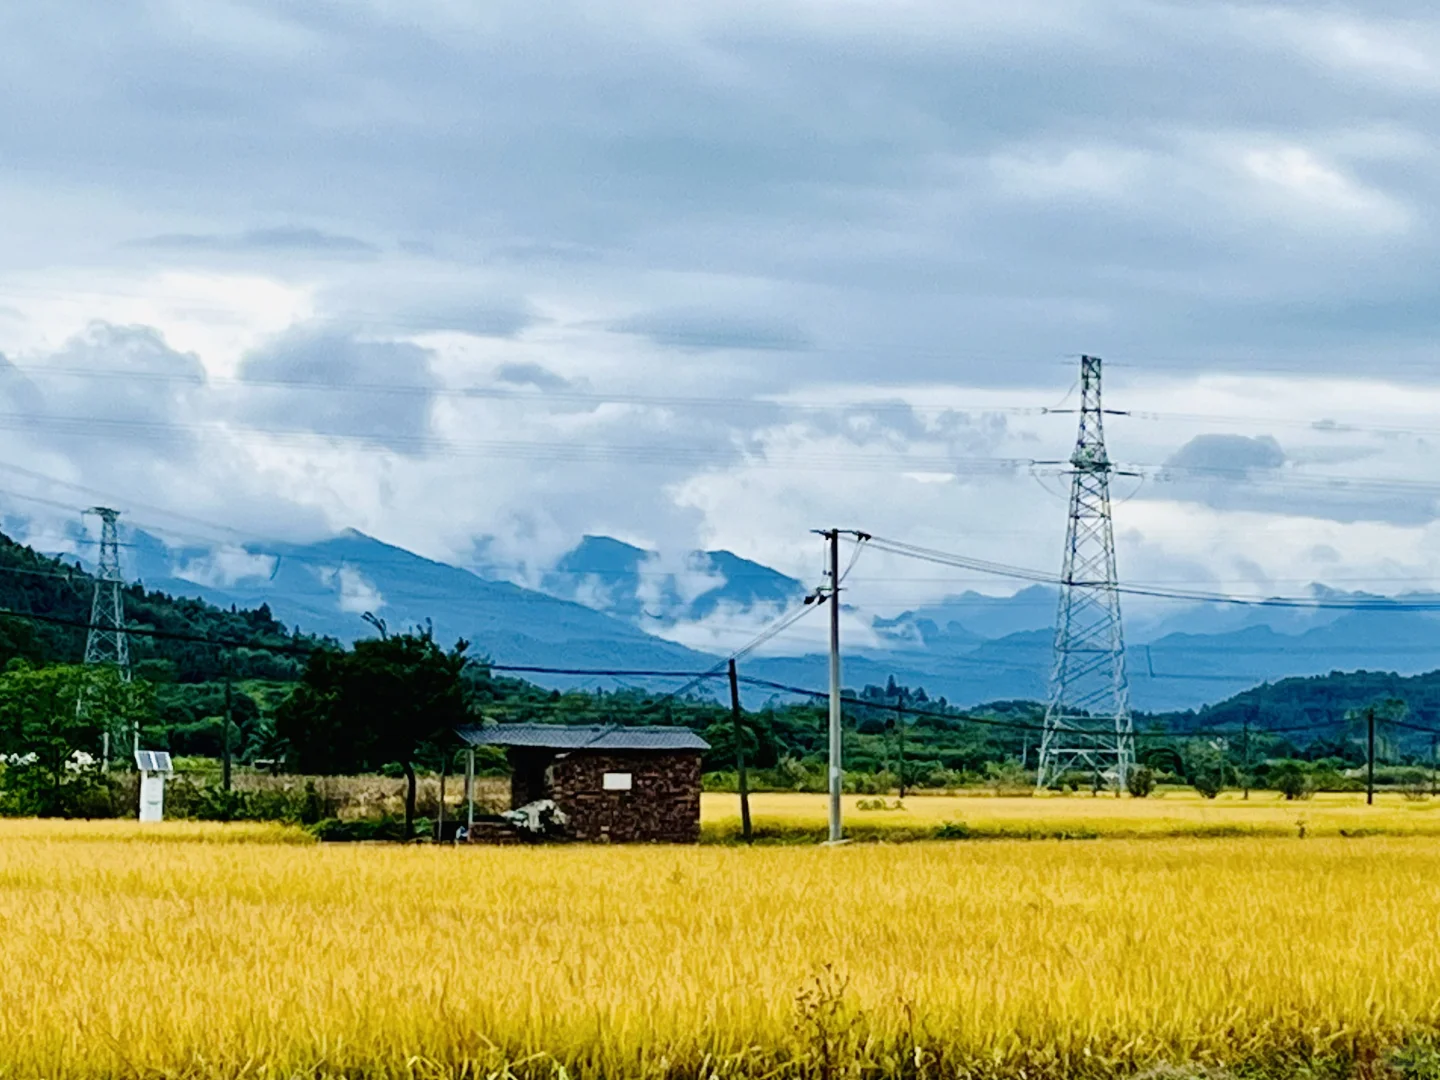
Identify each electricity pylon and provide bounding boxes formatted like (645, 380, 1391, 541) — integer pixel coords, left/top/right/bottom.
(1037, 356, 1135, 792)
(81, 507, 132, 763)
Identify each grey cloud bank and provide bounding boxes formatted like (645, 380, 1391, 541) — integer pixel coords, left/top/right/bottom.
(1167, 434, 1287, 475)
(0, 1, 1438, 611)
(133, 226, 379, 257)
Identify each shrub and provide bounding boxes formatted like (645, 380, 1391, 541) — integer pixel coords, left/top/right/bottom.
(309, 816, 432, 842)
(1192, 771, 1223, 799)
(1185, 742, 1228, 799)
(0, 751, 123, 818)
(855, 798, 903, 811)
(985, 760, 1033, 796)
(1272, 762, 1314, 801)
(1126, 766, 1157, 799)
(774, 756, 818, 792)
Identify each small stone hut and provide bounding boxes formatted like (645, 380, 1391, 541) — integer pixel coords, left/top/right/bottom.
(456, 723, 710, 843)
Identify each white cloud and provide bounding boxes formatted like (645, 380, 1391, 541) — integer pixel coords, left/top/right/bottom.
(1246, 9, 1440, 91)
(5, 0, 1440, 628)
(990, 145, 1148, 201)
(173, 546, 277, 587)
(318, 564, 386, 615)
(1231, 142, 1410, 234)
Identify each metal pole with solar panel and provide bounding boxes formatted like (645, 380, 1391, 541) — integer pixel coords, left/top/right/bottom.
(134, 751, 174, 822)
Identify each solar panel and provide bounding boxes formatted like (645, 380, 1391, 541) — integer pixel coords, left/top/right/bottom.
(133, 750, 173, 773)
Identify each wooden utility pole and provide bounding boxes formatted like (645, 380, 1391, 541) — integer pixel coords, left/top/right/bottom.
(1431, 734, 1437, 798)
(438, 755, 447, 839)
(222, 673, 233, 793)
(728, 658, 752, 843)
(896, 702, 907, 799)
(1366, 706, 1376, 806)
(1241, 718, 1250, 801)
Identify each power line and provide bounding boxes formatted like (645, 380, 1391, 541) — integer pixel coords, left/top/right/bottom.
(6, 603, 1439, 739)
(0, 607, 317, 654)
(732, 674, 1342, 740)
(9, 402, 1440, 497)
(12, 359, 1440, 442)
(865, 535, 1440, 611)
(479, 663, 720, 679)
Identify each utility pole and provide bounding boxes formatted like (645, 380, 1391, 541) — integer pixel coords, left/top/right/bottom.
(222, 672, 233, 793)
(465, 747, 475, 836)
(1241, 718, 1250, 801)
(896, 701, 906, 799)
(438, 755, 447, 839)
(80, 507, 132, 759)
(825, 528, 842, 843)
(809, 528, 868, 844)
(1037, 356, 1135, 793)
(1366, 706, 1376, 806)
(1431, 734, 1437, 798)
(728, 658, 752, 843)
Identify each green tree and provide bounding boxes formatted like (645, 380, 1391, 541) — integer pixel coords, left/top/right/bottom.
(1126, 765, 1157, 798)
(1186, 739, 1230, 799)
(276, 630, 471, 839)
(1271, 761, 1313, 800)
(0, 662, 152, 816)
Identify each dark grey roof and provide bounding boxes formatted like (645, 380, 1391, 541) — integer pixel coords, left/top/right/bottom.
(456, 722, 709, 752)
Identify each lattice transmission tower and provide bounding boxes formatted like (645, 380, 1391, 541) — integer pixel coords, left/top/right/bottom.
(83, 508, 130, 675)
(1036, 356, 1134, 791)
(82, 508, 132, 762)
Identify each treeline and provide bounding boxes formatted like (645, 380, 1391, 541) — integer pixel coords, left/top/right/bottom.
(4, 529, 1440, 793)
(1146, 669, 1440, 760)
(0, 532, 329, 760)
(0, 532, 321, 679)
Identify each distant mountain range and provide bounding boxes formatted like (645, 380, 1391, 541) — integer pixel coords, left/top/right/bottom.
(538, 535, 806, 626)
(34, 521, 1440, 713)
(124, 530, 715, 682)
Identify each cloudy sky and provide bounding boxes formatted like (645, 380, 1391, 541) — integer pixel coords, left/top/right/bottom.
(3, 0, 1440, 631)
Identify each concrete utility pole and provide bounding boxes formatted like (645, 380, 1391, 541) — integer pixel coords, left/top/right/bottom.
(811, 528, 870, 843)
(825, 528, 842, 843)
(465, 748, 475, 836)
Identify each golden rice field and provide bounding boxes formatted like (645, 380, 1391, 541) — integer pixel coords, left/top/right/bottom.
(701, 788, 1440, 842)
(9, 819, 1440, 1079)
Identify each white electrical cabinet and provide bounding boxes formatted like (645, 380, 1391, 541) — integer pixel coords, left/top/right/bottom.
(134, 750, 174, 822)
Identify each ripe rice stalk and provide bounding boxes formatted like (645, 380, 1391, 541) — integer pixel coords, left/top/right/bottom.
(5, 822, 1440, 1078)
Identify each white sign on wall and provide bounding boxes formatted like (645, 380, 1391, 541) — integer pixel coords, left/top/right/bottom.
(602, 772, 633, 791)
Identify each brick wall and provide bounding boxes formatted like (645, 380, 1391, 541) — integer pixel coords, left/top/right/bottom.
(550, 750, 701, 843)
(507, 749, 551, 808)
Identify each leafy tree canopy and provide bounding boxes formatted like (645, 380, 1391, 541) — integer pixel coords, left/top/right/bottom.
(276, 629, 472, 836)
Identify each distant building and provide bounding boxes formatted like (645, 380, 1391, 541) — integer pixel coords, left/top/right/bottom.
(456, 723, 710, 843)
